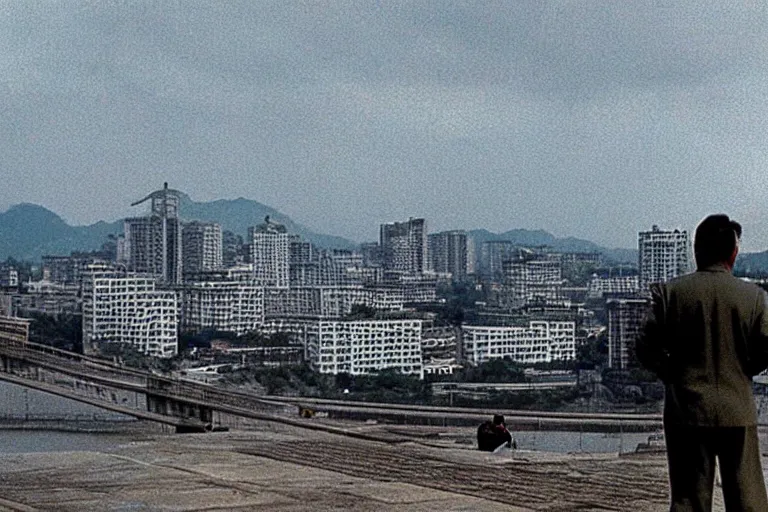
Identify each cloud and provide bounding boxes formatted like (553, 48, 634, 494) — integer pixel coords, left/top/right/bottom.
(1, 1, 768, 249)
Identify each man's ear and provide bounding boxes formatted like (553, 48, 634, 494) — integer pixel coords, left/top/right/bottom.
(727, 244, 739, 269)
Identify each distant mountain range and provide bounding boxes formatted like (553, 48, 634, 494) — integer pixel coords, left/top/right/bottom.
(0, 196, 356, 261)
(467, 229, 638, 264)
(0, 204, 122, 262)
(2, 198, 767, 273)
(176, 194, 354, 250)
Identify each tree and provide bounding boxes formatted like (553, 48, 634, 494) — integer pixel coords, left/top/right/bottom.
(25, 312, 82, 353)
(457, 358, 526, 383)
(576, 332, 608, 369)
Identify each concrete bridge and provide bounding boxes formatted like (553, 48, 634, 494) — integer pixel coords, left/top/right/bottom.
(0, 340, 295, 432)
(0, 339, 668, 436)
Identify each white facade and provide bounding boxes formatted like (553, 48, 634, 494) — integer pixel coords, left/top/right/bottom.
(380, 218, 427, 274)
(307, 319, 423, 377)
(82, 276, 178, 358)
(503, 259, 564, 308)
(638, 225, 692, 291)
(0, 267, 18, 288)
(462, 321, 576, 365)
(180, 281, 264, 335)
(249, 230, 289, 289)
(586, 275, 640, 299)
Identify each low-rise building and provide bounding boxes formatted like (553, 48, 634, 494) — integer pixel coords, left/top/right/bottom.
(587, 275, 640, 299)
(462, 321, 576, 365)
(307, 318, 423, 378)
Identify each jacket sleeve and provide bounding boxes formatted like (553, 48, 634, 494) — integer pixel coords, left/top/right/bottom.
(635, 283, 669, 381)
(747, 289, 768, 377)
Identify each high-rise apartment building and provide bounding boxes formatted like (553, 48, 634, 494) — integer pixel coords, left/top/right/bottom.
(289, 236, 314, 264)
(360, 242, 383, 267)
(479, 240, 517, 280)
(380, 218, 427, 274)
(638, 225, 692, 291)
(124, 183, 183, 284)
(502, 259, 563, 308)
(606, 298, 648, 369)
(0, 266, 19, 289)
(249, 217, 289, 288)
(222, 231, 246, 268)
(180, 281, 264, 335)
(182, 221, 222, 275)
(82, 275, 178, 358)
(428, 230, 468, 280)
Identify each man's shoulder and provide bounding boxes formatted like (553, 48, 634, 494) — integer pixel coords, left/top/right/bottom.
(668, 271, 764, 296)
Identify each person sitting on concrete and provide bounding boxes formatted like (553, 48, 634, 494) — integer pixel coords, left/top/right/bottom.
(477, 414, 515, 451)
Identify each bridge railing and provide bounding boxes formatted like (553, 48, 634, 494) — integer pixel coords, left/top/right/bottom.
(0, 341, 149, 387)
(145, 374, 289, 414)
(0, 341, 288, 415)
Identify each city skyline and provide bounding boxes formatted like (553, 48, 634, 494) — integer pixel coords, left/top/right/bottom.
(0, 193, 735, 255)
(3, 3, 768, 250)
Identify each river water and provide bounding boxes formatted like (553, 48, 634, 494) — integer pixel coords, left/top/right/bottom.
(0, 380, 657, 454)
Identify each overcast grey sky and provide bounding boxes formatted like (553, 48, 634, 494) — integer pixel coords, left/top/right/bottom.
(2, 2, 767, 250)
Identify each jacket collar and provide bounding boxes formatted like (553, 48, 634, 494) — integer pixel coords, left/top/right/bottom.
(696, 263, 731, 273)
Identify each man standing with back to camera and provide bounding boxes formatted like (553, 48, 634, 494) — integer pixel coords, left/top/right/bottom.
(636, 214, 768, 511)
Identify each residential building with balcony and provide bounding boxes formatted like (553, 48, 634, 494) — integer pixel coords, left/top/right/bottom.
(180, 281, 264, 336)
(462, 321, 576, 365)
(606, 297, 648, 370)
(638, 225, 692, 291)
(307, 318, 423, 377)
(82, 275, 178, 358)
(380, 218, 427, 274)
(182, 221, 222, 276)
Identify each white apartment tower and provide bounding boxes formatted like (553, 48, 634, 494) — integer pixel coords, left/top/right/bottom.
(428, 230, 468, 280)
(380, 218, 427, 274)
(638, 225, 692, 291)
(82, 275, 178, 358)
(124, 183, 183, 284)
(249, 217, 289, 289)
(182, 221, 223, 275)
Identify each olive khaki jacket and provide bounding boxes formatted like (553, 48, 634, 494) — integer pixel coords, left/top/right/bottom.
(636, 264, 768, 427)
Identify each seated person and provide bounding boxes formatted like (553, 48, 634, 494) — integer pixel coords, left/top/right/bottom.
(477, 414, 515, 451)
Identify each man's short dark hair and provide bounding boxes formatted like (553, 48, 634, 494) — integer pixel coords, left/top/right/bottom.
(694, 214, 742, 267)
